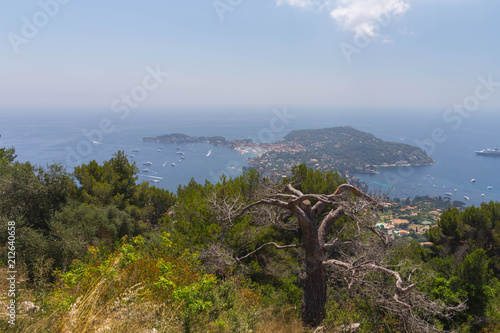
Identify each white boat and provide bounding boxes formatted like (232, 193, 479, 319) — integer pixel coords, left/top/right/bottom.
(445, 192, 452, 196)
(171, 163, 176, 167)
(475, 148, 500, 156)
(132, 148, 141, 152)
(142, 161, 153, 166)
(162, 161, 168, 167)
(481, 194, 485, 197)
(142, 168, 151, 172)
(150, 179, 160, 183)
(464, 196, 470, 200)
(206, 149, 212, 157)
(487, 186, 493, 189)
(180, 156, 185, 159)
(129, 154, 135, 158)
(471, 179, 477, 183)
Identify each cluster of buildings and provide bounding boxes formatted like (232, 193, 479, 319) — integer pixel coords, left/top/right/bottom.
(376, 201, 444, 245)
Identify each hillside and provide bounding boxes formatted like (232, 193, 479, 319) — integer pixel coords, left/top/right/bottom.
(247, 126, 434, 175)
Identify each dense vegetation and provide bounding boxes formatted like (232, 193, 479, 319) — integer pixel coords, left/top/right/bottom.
(1, 147, 500, 332)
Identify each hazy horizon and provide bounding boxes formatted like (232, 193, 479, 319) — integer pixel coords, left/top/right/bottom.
(2, 1, 500, 110)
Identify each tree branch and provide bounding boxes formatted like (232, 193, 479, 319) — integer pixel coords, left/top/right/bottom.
(323, 240, 354, 249)
(318, 207, 344, 245)
(237, 242, 302, 262)
(312, 201, 329, 217)
(232, 198, 290, 220)
(289, 194, 330, 207)
(323, 259, 417, 296)
(347, 213, 390, 247)
(269, 193, 297, 200)
(285, 184, 304, 197)
(330, 184, 384, 211)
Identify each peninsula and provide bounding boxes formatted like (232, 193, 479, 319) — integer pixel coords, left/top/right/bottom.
(143, 126, 434, 176)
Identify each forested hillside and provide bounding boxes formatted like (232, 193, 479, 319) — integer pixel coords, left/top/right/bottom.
(1, 147, 499, 332)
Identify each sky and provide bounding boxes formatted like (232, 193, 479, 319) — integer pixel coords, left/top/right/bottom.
(1, 0, 500, 110)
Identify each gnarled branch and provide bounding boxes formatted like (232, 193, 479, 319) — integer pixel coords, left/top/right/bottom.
(330, 184, 384, 211)
(237, 242, 302, 262)
(318, 207, 344, 245)
(285, 184, 304, 197)
(231, 198, 289, 221)
(322, 259, 417, 304)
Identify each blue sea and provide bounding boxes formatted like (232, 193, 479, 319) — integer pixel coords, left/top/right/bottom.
(1, 107, 499, 206)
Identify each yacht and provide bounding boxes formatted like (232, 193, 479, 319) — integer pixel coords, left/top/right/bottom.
(142, 161, 153, 166)
(475, 148, 500, 156)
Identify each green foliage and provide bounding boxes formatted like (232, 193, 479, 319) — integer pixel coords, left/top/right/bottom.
(426, 203, 500, 330)
(428, 202, 500, 271)
(0, 158, 76, 231)
(0, 147, 17, 163)
(4, 148, 500, 331)
(0, 149, 175, 285)
(131, 182, 176, 224)
(48, 203, 147, 270)
(290, 163, 345, 195)
(74, 151, 138, 208)
(22, 234, 303, 332)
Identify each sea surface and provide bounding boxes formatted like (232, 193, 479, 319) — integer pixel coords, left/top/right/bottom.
(1, 107, 499, 206)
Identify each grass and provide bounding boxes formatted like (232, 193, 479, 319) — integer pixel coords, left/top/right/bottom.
(0, 235, 311, 333)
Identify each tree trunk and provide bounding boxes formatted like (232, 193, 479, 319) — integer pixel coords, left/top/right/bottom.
(301, 259, 327, 327)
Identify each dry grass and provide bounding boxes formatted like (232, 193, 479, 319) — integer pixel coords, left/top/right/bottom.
(1, 235, 316, 333)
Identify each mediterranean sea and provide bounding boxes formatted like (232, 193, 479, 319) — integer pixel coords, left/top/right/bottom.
(1, 107, 499, 206)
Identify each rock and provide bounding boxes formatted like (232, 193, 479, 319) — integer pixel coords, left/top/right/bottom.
(19, 301, 40, 313)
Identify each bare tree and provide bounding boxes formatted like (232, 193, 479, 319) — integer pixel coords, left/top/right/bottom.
(231, 183, 465, 330)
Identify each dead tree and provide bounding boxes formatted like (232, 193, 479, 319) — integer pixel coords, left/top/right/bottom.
(232, 184, 464, 329)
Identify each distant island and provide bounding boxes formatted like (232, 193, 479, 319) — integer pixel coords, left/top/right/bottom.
(142, 133, 252, 147)
(143, 126, 434, 176)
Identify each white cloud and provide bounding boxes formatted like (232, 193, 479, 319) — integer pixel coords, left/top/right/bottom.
(330, 0, 410, 38)
(276, 0, 330, 10)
